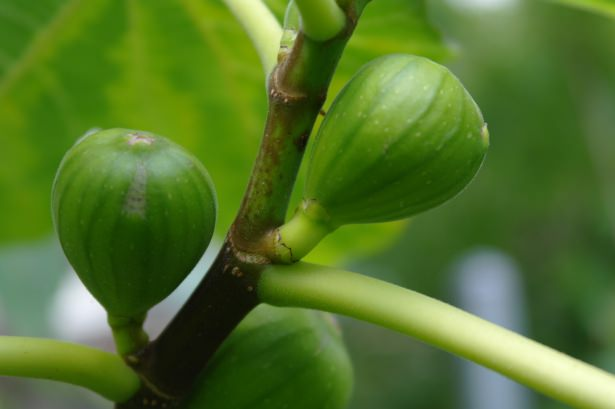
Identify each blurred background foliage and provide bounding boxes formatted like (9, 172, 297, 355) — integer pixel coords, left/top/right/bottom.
(0, 0, 614, 408)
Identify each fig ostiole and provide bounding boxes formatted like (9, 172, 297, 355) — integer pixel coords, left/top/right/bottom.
(185, 305, 353, 409)
(271, 54, 488, 263)
(52, 128, 217, 355)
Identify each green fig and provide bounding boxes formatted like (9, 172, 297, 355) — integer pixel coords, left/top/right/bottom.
(52, 129, 217, 322)
(307, 53, 488, 224)
(186, 305, 353, 409)
(273, 54, 488, 262)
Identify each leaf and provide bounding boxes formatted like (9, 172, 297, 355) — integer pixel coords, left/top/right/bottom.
(548, 0, 615, 18)
(0, 0, 266, 242)
(343, 0, 451, 69)
(0, 0, 446, 263)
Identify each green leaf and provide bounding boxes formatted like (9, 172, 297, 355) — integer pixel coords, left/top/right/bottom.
(0, 0, 266, 242)
(343, 0, 451, 69)
(548, 0, 615, 18)
(0, 0, 446, 263)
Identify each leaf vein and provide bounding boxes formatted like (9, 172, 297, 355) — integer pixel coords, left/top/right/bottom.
(0, 0, 84, 99)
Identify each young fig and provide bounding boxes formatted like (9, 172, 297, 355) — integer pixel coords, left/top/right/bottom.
(185, 305, 353, 409)
(52, 129, 217, 329)
(274, 54, 488, 262)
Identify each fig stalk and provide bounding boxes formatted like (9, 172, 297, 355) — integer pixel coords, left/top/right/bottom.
(117, 2, 371, 406)
(0, 336, 140, 402)
(259, 263, 615, 409)
(294, 0, 347, 41)
(222, 0, 282, 75)
(108, 313, 149, 357)
(230, 1, 367, 254)
(272, 199, 335, 263)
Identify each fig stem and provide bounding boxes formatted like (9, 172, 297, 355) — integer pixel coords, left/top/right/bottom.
(118, 1, 368, 406)
(231, 2, 366, 253)
(272, 199, 335, 263)
(222, 0, 282, 75)
(294, 0, 347, 41)
(108, 313, 149, 357)
(0, 336, 140, 402)
(121, 242, 261, 403)
(259, 263, 615, 409)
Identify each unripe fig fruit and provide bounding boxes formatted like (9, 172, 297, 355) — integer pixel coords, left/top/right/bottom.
(306, 53, 488, 225)
(186, 305, 353, 409)
(52, 129, 216, 320)
(272, 54, 488, 263)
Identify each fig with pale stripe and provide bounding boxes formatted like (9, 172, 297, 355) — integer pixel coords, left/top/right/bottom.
(52, 129, 217, 321)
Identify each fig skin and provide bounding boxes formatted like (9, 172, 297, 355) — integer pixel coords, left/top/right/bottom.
(52, 128, 216, 320)
(186, 305, 353, 409)
(304, 54, 489, 226)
